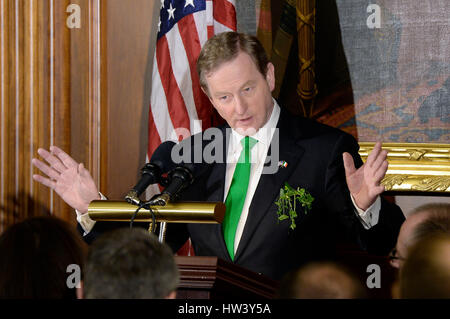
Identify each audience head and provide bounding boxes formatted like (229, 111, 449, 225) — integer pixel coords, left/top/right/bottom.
(399, 233, 450, 298)
(278, 261, 366, 299)
(83, 228, 179, 299)
(0, 216, 87, 298)
(390, 203, 450, 269)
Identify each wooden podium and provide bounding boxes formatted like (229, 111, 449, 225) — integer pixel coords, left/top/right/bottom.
(175, 256, 279, 299)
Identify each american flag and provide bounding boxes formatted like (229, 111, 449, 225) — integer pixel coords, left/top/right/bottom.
(148, 0, 237, 160)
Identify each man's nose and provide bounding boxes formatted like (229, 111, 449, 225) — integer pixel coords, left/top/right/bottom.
(234, 96, 247, 115)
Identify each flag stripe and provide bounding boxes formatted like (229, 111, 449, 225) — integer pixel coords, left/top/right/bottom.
(147, 107, 162, 156)
(166, 23, 200, 126)
(213, 0, 236, 31)
(207, 25, 215, 39)
(193, 11, 208, 47)
(156, 35, 191, 134)
(149, 51, 175, 153)
(177, 14, 212, 129)
(206, 0, 214, 39)
(214, 20, 234, 34)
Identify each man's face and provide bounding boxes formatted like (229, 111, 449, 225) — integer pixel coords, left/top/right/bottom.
(203, 51, 275, 135)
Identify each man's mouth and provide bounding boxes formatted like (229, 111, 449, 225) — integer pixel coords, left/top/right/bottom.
(237, 116, 252, 124)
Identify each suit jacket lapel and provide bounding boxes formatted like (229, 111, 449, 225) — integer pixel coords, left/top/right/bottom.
(234, 109, 305, 261)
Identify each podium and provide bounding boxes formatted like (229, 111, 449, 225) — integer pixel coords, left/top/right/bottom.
(175, 256, 279, 299)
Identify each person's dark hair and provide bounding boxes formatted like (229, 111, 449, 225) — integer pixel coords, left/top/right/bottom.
(277, 261, 366, 299)
(0, 216, 87, 298)
(196, 31, 270, 95)
(83, 228, 179, 299)
(399, 233, 450, 298)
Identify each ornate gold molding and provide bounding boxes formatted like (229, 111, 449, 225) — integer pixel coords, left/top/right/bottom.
(358, 143, 450, 193)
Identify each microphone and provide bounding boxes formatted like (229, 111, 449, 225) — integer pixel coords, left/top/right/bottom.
(125, 141, 176, 205)
(150, 164, 194, 206)
(150, 161, 209, 206)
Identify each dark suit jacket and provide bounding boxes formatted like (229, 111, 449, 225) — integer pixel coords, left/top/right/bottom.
(164, 107, 405, 280)
(80, 107, 404, 281)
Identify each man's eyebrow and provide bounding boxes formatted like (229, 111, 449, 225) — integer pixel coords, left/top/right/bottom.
(241, 80, 255, 87)
(213, 91, 230, 97)
(212, 80, 256, 97)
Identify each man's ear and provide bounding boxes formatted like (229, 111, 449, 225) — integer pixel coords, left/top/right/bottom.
(76, 280, 84, 299)
(265, 62, 275, 92)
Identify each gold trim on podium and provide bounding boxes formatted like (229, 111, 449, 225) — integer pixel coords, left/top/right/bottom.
(88, 200, 226, 224)
(359, 142, 450, 193)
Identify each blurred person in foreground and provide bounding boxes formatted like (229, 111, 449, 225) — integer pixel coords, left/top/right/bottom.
(80, 228, 179, 299)
(278, 261, 366, 299)
(398, 233, 450, 299)
(0, 216, 87, 299)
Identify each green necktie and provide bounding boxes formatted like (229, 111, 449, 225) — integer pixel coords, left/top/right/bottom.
(223, 136, 258, 261)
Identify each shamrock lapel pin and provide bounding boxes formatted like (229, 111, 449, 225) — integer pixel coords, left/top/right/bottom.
(275, 182, 314, 230)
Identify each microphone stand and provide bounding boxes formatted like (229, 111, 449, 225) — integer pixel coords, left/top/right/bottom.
(143, 195, 168, 243)
(145, 193, 172, 243)
(158, 222, 167, 243)
(127, 178, 173, 243)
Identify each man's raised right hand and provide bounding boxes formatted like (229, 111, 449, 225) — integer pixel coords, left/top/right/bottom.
(32, 146, 100, 214)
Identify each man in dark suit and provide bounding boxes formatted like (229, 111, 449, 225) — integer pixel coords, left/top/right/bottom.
(32, 32, 404, 281)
